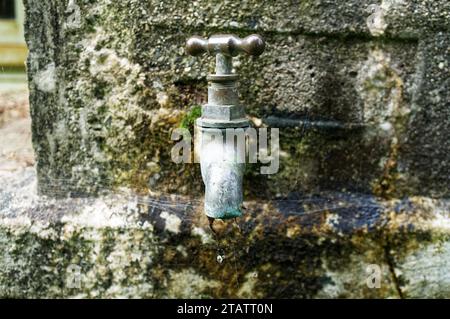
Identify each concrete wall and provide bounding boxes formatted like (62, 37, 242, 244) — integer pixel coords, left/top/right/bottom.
(1, 0, 447, 298)
(23, 0, 449, 201)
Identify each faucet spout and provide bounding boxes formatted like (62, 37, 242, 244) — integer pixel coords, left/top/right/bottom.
(199, 128, 245, 219)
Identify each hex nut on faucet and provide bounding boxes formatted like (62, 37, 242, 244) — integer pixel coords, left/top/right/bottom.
(186, 34, 265, 220)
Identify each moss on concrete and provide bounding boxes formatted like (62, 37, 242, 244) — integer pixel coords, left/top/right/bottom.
(18, 0, 450, 297)
(23, 1, 449, 199)
(1, 169, 449, 298)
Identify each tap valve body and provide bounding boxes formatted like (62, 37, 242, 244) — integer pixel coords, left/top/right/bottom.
(186, 34, 265, 219)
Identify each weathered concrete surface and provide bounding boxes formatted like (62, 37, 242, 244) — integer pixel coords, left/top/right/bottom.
(14, 0, 450, 298)
(23, 0, 450, 198)
(0, 168, 449, 298)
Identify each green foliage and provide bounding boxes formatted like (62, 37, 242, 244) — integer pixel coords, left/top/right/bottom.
(179, 105, 202, 130)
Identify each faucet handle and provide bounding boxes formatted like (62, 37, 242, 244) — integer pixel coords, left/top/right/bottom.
(186, 34, 265, 57)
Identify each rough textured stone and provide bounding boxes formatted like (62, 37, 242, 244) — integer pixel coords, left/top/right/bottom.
(12, 0, 450, 298)
(0, 168, 449, 298)
(23, 0, 450, 198)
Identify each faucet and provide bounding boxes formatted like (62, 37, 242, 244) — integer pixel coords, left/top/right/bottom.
(186, 34, 266, 221)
